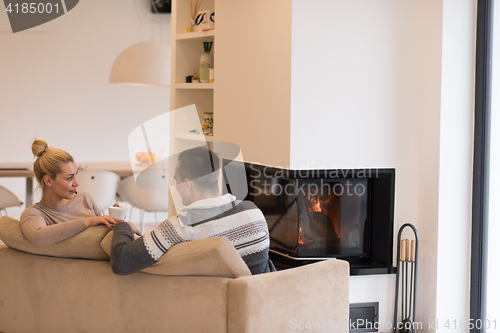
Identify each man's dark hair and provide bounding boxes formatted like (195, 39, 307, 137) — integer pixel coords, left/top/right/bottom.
(177, 146, 220, 191)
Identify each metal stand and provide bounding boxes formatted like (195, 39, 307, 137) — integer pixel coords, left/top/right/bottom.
(393, 223, 419, 333)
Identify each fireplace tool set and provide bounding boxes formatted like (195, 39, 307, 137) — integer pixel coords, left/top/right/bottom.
(393, 223, 419, 333)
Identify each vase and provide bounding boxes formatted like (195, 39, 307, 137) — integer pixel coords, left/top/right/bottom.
(199, 41, 213, 83)
(202, 112, 214, 136)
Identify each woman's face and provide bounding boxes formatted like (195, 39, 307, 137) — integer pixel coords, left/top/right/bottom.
(46, 162, 79, 200)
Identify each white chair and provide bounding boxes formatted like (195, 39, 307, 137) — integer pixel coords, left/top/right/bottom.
(76, 170, 120, 215)
(0, 185, 22, 217)
(117, 169, 169, 234)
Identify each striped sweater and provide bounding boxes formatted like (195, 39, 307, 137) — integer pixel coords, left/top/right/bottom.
(111, 194, 272, 275)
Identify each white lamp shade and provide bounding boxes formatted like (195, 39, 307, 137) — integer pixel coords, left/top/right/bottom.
(109, 42, 171, 87)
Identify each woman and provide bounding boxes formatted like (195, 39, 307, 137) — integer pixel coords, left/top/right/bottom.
(21, 140, 140, 246)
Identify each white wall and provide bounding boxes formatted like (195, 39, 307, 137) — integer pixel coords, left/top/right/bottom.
(216, 0, 292, 168)
(416, 1, 476, 331)
(291, 0, 475, 331)
(434, 0, 475, 330)
(0, 0, 172, 219)
(416, 0, 443, 329)
(291, 0, 422, 328)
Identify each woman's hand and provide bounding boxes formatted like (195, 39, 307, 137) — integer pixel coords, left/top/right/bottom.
(126, 222, 142, 237)
(84, 215, 122, 229)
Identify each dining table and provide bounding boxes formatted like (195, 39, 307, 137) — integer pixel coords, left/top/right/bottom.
(0, 162, 133, 207)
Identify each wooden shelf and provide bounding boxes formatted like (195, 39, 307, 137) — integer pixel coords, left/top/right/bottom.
(175, 83, 214, 89)
(176, 30, 215, 40)
(174, 132, 217, 142)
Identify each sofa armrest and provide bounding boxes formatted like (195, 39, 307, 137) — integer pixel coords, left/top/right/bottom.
(227, 259, 349, 333)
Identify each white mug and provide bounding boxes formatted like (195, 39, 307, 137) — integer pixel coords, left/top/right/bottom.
(108, 206, 127, 220)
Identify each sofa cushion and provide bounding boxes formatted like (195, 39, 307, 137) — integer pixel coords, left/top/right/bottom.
(101, 231, 252, 278)
(0, 216, 110, 260)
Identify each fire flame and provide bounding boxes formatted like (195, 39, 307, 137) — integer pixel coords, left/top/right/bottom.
(298, 226, 304, 245)
(306, 194, 342, 244)
(309, 196, 322, 213)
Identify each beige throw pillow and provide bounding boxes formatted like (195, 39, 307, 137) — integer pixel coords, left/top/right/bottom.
(101, 231, 251, 278)
(0, 216, 110, 260)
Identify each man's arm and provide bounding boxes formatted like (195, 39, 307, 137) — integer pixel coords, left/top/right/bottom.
(110, 222, 156, 275)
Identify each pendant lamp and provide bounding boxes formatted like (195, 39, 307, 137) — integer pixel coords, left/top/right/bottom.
(109, 42, 171, 87)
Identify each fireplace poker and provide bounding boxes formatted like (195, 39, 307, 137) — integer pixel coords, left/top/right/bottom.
(408, 263, 414, 327)
(400, 239, 406, 330)
(408, 241, 416, 328)
(393, 224, 419, 333)
(406, 240, 408, 328)
(402, 239, 411, 333)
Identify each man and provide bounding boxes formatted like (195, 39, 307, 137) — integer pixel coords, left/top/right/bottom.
(111, 146, 274, 275)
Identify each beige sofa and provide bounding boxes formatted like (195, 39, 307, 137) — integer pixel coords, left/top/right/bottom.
(0, 216, 349, 333)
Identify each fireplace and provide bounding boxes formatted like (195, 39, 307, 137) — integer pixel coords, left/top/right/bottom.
(226, 163, 396, 275)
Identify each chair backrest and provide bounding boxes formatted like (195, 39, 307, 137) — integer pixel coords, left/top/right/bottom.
(117, 170, 168, 213)
(76, 170, 120, 215)
(0, 186, 22, 215)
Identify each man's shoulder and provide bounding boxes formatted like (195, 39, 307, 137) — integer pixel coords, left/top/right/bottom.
(225, 200, 263, 217)
(233, 200, 259, 212)
(158, 216, 180, 227)
(229, 200, 266, 221)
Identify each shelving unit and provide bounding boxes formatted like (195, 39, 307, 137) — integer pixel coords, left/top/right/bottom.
(175, 30, 215, 40)
(174, 132, 217, 142)
(169, 0, 216, 215)
(174, 83, 214, 89)
(170, 0, 215, 147)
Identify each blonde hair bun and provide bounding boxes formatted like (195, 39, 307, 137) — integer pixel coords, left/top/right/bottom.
(32, 139, 48, 158)
(31, 139, 74, 193)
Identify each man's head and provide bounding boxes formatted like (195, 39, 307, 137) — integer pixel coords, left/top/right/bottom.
(174, 146, 221, 206)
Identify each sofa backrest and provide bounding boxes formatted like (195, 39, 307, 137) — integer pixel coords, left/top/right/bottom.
(0, 216, 109, 260)
(0, 216, 252, 278)
(101, 231, 251, 278)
